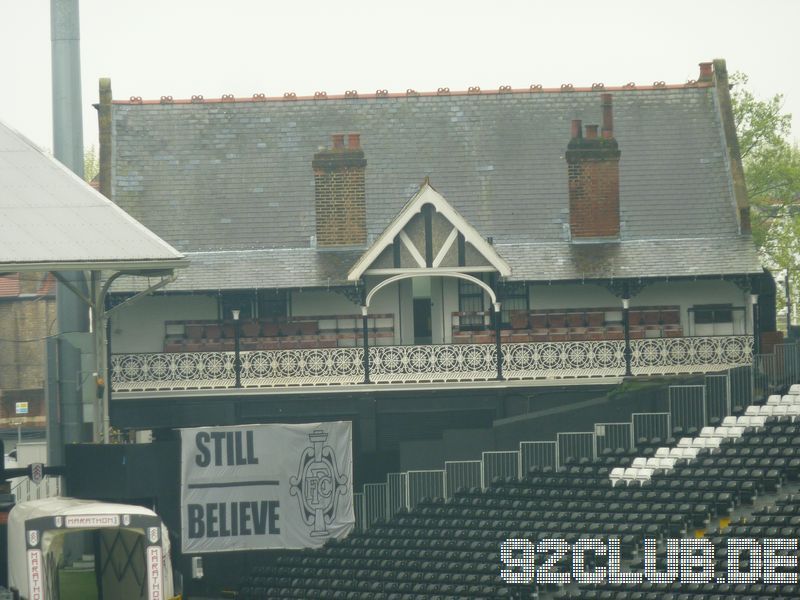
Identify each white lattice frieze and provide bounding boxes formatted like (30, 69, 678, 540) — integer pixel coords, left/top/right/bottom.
(111, 336, 754, 392)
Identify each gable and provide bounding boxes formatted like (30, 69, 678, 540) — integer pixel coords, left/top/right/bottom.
(347, 181, 510, 280)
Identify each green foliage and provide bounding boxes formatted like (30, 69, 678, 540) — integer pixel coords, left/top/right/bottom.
(84, 144, 99, 183)
(732, 73, 800, 326)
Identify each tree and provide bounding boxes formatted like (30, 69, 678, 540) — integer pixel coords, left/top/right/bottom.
(84, 144, 99, 183)
(732, 73, 800, 329)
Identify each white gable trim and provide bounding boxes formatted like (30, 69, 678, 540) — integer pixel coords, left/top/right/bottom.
(347, 181, 511, 281)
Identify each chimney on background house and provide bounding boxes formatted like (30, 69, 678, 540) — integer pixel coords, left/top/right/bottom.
(566, 93, 622, 240)
(312, 133, 367, 247)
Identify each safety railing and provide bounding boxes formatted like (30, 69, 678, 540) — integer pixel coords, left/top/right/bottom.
(111, 335, 753, 392)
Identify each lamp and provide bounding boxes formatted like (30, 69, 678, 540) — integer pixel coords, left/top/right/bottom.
(232, 309, 241, 321)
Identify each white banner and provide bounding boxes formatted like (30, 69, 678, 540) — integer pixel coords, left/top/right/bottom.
(180, 421, 354, 553)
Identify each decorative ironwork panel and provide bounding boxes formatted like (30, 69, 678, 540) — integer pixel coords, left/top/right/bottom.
(111, 348, 364, 391)
(519, 441, 557, 475)
(111, 335, 754, 392)
(481, 451, 520, 488)
(111, 351, 235, 390)
(242, 348, 363, 386)
(669, 385, 707, 434)
(594, 423, 633, 454)
(632, 412, 671, 445)
(363, 483, 387, 527)
(631, 335, 752, 375)
(406, 470, 445, 509)
(444, 461, 481, 498)
(503, 340, 625, 379)
(557, 432, 595, 467)
(705, 374, 731, 423)
(386, 472, 408, 519)
(369, 343, 497, 383)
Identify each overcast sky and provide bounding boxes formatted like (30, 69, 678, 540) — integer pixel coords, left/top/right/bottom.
(1, 0, 797, 151)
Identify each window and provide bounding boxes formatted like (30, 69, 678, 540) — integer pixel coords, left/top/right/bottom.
(458, 279, 485, 330)
(220, 292, 254, 320)
(690, 304, 745, 335)
(501, 282, 529, 327)
(258, 290, 288, 321)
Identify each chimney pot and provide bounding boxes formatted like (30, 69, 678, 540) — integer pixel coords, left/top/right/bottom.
(601, 93, 613, 138)
(347, 133, 361, 149)
(585, 125, 599, 139)
(332, 134, 345, 149)
(698, 62, 713, 81)
(571, 119, 583, 139)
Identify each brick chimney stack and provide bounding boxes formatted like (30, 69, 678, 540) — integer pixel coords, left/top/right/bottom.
(312, 133, 367, 247)
(566, 94, 622, 240)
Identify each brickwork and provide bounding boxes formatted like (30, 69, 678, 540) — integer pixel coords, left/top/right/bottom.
(312, 135, 367, 247)
(0, 272, 55, 423)
(567, 156, 620, 238)
(566, 94, 622, 240)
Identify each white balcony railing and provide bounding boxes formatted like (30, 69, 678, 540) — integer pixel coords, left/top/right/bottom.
(110, 335, 754, 392)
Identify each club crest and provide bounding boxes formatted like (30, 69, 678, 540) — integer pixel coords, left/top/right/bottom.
(289, 429, 348, 537)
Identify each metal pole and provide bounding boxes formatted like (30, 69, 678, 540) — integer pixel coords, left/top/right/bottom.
(362, 307, 371, 384)
(494, 303, 504, 380)
(786, 271, 792, 335)
(234, 318, 242, 388)
(622, 297, 632, 377)
(752, 294, 760, 356)
(51, 0, 90, 454)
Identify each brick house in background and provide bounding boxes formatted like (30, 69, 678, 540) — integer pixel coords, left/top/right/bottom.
(99, 59, 771, 479)
(0, 272, 55, 428)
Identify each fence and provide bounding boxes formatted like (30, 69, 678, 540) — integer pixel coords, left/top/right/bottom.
(668, 385, 707, 434)
(594, 423, 634, 454)
(11, 475, 62, 503)
(355, 344, 800, 530)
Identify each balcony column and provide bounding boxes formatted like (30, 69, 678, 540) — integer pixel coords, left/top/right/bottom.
(622, 297, 632, 377)
(751, 293, 760, 355)
(361, 305, 371, 384)
(232, 309, 242, 388)
(494, 302, 504, 380)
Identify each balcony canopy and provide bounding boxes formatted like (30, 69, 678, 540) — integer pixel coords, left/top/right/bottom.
(0, 120, 186, 273)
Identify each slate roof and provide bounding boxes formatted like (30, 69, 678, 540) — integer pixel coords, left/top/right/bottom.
(109, 80, 763, 289)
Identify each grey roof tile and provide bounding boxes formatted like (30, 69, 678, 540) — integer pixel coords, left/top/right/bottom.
(110, 86, 763, 288)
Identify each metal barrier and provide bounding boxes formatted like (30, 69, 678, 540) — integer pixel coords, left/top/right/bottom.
(728, 364, 752, 411)
(363, 482, 387, 527)
(753, 353, 778, 399)
(594, 423, 634, 454)
(353, 492, 366, 531)
(557, 432, 595, 466)
(669, 385, 707, 434)
(407, 470, 445, 509)
(355, 349, 800, 533)
(11, 475, 62, 503)
(632, 412, 671, 443)
(444, 460, 482, 498)
(386, 472, 408, 519)
(481, 451, 519, 488)
(519, 441, 558, 475)
(705, 373, 731, 423)
(773, 343, 800, 389)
